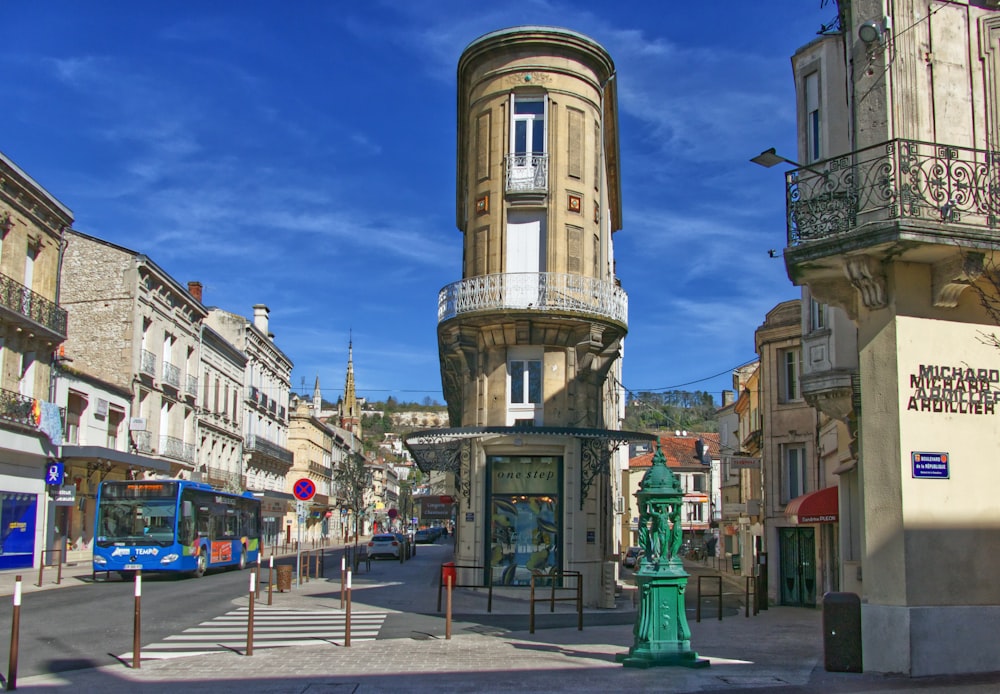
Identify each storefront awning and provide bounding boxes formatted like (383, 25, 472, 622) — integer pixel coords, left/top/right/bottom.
(785, 485, 838, 524)
(60, 445, 171, 473)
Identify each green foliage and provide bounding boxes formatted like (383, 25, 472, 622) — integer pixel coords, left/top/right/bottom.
(624, 390, 719, 433)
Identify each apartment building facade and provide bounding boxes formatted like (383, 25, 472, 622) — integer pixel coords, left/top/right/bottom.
(204, 305, 294, 546)
(779, 0, 1000, 675)
(61, 231, 204, 477)
(0, 152, 72, 570)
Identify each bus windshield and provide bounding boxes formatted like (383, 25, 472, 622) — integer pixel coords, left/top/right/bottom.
(96, 483, 178, 545)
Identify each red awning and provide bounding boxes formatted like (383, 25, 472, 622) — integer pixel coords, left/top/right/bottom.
(785, 485, 838, 524)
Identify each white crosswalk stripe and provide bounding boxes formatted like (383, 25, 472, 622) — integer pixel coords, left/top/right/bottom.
(121, 607, 387, 660)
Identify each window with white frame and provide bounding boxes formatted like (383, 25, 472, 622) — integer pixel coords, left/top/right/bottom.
(507, 348, 543, 426)
(779, 348, 802, 402)
(107, 405, 125, 449)
(783, 444, 808, 502)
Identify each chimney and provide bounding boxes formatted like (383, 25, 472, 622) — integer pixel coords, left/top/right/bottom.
(187, 281, 203, 303)
(721, 389, 735, 407)
(253, 304, 270, 335)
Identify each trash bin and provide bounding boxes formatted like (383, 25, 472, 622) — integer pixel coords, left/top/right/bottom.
(276, 564, 293, 592)
(823, 592, 862, 672)
(441, 561, 456, 588)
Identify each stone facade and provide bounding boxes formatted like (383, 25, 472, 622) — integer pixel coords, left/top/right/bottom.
(782, 0, 1000, 676)
(61, 231, 204, 477)
(419, 26, 631, 608)
(0, 151, 72, 571)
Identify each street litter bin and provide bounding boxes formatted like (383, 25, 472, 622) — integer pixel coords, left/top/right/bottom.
(441, 561, 456, 588)
(823, 592, 862, 672)
(276, 564, 293, 592)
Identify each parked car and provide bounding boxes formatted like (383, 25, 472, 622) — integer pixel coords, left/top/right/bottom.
(414, 528, 434, 544)
(622, 546, 643, 569)
(367, 533, 401, 559)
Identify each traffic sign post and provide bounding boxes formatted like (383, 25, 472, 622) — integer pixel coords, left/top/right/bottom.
(292, 479, 316, 586)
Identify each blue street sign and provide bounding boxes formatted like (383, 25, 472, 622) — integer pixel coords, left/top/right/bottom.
(912, 452, 949, 479)
(46, 462, 65, 486)
(293, 478, 317, 501)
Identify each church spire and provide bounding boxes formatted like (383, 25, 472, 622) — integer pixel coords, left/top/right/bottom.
(340, 334, 361, 436)
(313, 375, 322, 417)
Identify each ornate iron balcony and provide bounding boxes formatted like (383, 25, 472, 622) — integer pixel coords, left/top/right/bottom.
(162, 361, 181, 388)
(160, 434, 194, 463)
(245, 433, 294, 465)
(0, 388, 54, 430)
(185, 374, 198, 398)
(438, 272, 628, 326)
(133, 430, 153, 454)
(786, 139, 1000, 246)
(505, 153, 549, 193)
(0, 273, 67, 338)
(140, 349, 156, 378)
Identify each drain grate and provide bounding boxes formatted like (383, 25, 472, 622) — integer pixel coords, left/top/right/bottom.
(715, 676, 790, 686)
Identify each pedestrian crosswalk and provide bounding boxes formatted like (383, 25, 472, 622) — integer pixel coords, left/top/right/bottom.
(122, 607, 388, 660)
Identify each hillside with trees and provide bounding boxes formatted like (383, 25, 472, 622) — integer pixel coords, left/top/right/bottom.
(623, 390, 718, 433)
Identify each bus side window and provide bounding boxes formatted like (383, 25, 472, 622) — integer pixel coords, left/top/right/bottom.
(197, 507, 211, 537)
(178, 500, 195, 544)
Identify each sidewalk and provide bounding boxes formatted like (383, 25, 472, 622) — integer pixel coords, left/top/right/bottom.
(4, 549, 1000, 693)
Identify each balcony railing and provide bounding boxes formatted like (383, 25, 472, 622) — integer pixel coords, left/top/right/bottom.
(140, 350, 156, 378)
(162, 361, 181, 388)
(160, 434, 195, 463)
(133, 430, 153, 454)
(0, 388, 54, 430)
(438, 272, 628, 326)
(244, 433, 294, 465)
(787, 139, 1000, 246)
(505, 153, 549, 193)
(185, 374, 198, 398)
(0, 273, 67, 337)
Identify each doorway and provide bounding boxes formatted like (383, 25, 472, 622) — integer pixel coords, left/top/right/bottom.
(779, 526, 816, 606)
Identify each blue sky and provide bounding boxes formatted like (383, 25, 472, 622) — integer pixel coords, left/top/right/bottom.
(1, 1, 833, 406)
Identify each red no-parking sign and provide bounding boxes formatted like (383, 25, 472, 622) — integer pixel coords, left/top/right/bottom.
(292, 478, 316, 501)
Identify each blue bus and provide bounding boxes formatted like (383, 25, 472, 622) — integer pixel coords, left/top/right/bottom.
(93, 479, 261, 578)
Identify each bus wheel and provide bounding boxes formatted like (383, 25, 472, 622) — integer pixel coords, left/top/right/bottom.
(193, 550, 208, 578)
(238, 547, 247, 571)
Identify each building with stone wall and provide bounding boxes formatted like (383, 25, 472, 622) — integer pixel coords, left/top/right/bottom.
(778, 0, 1000, 675)
(405, 27, 651, 607)
(205, 305, 293, 545)
(196, 321, 246, 493)
(0, 151, 72, 570)
(61, 231, 204, 479)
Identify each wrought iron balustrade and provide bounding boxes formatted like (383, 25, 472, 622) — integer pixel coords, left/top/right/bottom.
(787, 139, 1000, 246)
(140, 350, 156, 378)
(133, 430, 153, 453)
(244, 433, 294, 465)
(0, 273, 67, 337)
(162, 361, 181, 388)
(0, 388, 38, 428)
(505, 153, 549, 193)
(160, 434, 194, 462)
(185, 374, 198, 398)
(438, 272, 628, 326)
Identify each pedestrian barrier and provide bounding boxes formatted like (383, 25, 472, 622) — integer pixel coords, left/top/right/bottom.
(347, 546, 370, 574)
(695, 575, 723, 622)
(37, 549, 63, 587)
(437, 562, 484, 612)
(529, 570, 582, 633)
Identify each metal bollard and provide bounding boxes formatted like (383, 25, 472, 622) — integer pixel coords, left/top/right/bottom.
(246, 572, 256, 656)
(8, 575, 22, 690)
(133, 570, 142, 669)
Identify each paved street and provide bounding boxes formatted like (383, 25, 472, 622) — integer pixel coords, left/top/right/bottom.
(0, 539, 998, 693)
